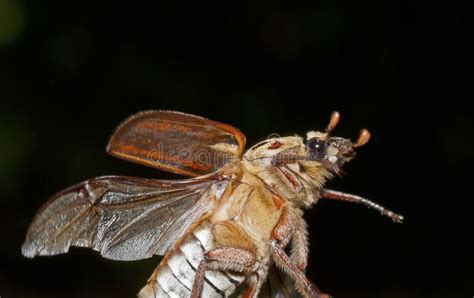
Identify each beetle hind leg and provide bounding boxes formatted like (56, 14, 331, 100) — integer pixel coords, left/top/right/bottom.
(191, 247, 257, 298)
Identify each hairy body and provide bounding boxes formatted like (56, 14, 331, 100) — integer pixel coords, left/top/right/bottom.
(22, 110, 403, 298)
(139, 134, 338, 297)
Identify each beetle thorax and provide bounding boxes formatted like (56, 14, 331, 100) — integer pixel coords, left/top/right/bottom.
(242, 136, 333, 207)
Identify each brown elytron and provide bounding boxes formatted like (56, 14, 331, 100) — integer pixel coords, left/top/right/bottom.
(22, 110, 403, 297)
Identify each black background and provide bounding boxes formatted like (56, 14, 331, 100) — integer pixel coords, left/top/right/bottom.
(0, 0, 472, 297)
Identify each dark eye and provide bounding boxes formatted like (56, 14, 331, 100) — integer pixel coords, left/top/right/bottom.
(305, 138, 327, 161)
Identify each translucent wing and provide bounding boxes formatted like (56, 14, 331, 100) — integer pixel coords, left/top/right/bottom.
(22, 174, 227, 261)
(107, 110, 246, 177)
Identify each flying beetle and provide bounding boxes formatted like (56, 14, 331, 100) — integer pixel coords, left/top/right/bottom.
(22, 110, 403, 297)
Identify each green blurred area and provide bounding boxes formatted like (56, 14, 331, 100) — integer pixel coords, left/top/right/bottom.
(0, 0, 26, 45)
(0, 0, 472, 297)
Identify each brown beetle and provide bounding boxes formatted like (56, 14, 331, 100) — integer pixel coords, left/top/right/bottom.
(22, 110, 403, 297)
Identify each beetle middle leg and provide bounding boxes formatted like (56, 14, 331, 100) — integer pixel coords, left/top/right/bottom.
(270, 204, 330, 298)
(271, 240, 330, 298)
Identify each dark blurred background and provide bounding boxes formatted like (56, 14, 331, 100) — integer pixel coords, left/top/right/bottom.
(1, 0, 472, 297)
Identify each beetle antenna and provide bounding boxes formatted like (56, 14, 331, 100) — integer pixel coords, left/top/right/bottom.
(326, 111, 340, 136)
(353, 129, 371, 148)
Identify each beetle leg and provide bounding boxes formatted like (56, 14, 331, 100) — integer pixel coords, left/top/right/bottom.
(240, 273, 263, 298)
(271, 205, 309, 271)
(271, 241, 331, 298)
(321, 188, 404, 223)
(190, 247, 256, 298)
(271, 204, 294, 247)
(271, 206, 329, 297)
(290, 215, 309, 271)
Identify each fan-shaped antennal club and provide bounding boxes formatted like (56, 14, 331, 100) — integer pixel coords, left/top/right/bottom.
(353, 129, 371, 148)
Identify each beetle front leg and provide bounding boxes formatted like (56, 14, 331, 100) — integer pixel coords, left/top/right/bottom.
(290, 214, 309, 271)
(321, 188, 404, 223)
(272, 205, 309, 271)
(271, 204, 294, 247)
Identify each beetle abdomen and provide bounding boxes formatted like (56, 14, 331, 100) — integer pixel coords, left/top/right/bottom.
(139, 220, 245, 298)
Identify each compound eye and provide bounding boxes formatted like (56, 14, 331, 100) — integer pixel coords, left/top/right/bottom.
(305, 138, 327, 161)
